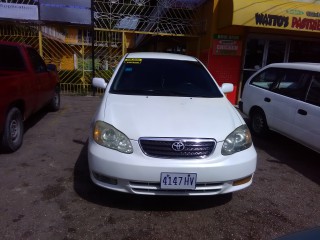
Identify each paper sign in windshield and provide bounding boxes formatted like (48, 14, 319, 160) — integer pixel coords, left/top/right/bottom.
(125, 58, 142, 64)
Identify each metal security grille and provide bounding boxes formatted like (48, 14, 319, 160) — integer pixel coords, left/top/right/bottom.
(0, 24, 39, 46)
(94, 0, 207, 36)
(139, 138, 216, 159)
(0, 24, 119, 95)
(94, 30, 123, 81)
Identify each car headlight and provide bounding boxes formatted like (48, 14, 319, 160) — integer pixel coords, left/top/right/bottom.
(222, 124, 252, 155)
(93, 121, 133, 154)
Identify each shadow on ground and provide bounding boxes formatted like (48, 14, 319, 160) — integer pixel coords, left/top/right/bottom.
(241, 114, 320, 186)
(0, 107, 48, 154)
(73, 140, 232, 211)
(252, 132, 320, 185)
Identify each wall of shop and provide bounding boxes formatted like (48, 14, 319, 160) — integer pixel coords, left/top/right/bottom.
(192, 0, 246, 104)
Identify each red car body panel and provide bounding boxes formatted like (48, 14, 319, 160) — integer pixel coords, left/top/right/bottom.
(0, 41, 59, 136)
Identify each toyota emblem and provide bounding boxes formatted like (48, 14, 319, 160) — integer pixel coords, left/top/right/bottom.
(172, 141, 185, 151)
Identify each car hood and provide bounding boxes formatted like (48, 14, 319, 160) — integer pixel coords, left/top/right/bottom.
(100, 94, 244, 141)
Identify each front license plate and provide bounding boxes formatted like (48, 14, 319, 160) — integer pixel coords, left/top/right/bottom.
(160, 172, 197, 190)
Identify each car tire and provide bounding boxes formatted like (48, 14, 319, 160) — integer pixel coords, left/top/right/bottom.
(1, 107, 24, 152)
(250, 109, 269, 136)
(49, 88, 60, 112)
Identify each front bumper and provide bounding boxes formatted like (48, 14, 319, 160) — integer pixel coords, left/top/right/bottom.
(88, 139, 257, 196)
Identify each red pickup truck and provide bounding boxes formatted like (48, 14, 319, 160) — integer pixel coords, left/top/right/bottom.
(0, 41, 60, 152)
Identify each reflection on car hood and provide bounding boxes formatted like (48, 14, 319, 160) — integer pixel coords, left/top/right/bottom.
(102, 94, 244, 141)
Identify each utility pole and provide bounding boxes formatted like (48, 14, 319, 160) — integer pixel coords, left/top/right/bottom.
(91, 0, 96, 96)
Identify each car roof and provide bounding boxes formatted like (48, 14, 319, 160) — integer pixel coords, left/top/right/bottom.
(266, 62, 320, 71)
(125, 52, 198, 62)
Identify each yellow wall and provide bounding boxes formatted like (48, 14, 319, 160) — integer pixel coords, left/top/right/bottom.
(60, 55, 74, 70)
(65, 28, 78, 44)
(213, 0, 245, 46)
(187, 0, 246, 56)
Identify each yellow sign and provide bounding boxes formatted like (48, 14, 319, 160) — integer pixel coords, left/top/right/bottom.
(124, 58, 142, 64)
(219, 0, 320, 33)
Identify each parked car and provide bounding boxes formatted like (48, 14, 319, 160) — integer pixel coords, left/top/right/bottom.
(240, 62, 320, 154)
(88, 52, 257, 196)
(0, 41, 60, 152)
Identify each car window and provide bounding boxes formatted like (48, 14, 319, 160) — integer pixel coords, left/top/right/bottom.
(306, 74, 320, 107)
(27, 48, 47, 73)
(110, 58, 223, 98)
(272, 69, 309, 100)
(0, 45, 25, 71)
(249, 68, 285, 90)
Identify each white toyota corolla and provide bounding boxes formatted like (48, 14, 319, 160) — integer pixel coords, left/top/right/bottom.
(88, 52, 257, 196)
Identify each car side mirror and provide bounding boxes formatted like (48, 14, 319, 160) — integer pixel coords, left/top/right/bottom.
(221, 83, 234, 93)
(93, 77, 108, 89)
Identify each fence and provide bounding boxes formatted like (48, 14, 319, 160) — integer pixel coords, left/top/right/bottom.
(60, 83, 105, 96)
(0, 0, 207, 95)
(0, 24, 123, 95)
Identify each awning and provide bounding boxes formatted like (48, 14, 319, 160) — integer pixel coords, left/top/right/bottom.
(218, 0, 320, 33)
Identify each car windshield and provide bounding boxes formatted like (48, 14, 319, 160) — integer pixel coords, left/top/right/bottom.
(110, 58, 223, 98)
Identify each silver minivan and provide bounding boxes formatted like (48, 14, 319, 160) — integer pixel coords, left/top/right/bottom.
(240, 63, 320, 154)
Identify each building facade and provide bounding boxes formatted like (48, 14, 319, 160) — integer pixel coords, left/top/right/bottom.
(195, 0, 320, 104)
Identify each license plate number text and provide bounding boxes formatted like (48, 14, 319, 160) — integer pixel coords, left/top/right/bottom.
(160, 172, 197, 190)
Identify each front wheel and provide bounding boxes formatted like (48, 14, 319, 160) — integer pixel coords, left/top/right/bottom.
(1, 107, 24, 152)
(250, 110, 269, 136)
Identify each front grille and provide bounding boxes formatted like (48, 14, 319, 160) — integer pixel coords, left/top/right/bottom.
(129, 181, 224, 195)
(139, 138, 216, 159)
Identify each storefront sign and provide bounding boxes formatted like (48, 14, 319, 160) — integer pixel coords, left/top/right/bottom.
(220, 0, 320, 33)
(0, 3, 38, 21)
(0, 1, 91, 25)
(291, 17, 320, 31)
(212, 35, 242, 56)
(255, 12, 320, 31)
(39, 0, 91, 25)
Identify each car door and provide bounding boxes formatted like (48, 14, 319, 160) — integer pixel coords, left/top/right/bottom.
(27, 48, 53, 110)
(292, 73, 320, 153)
(267, 69, 309, 136)
(246, 67, 286, 129)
